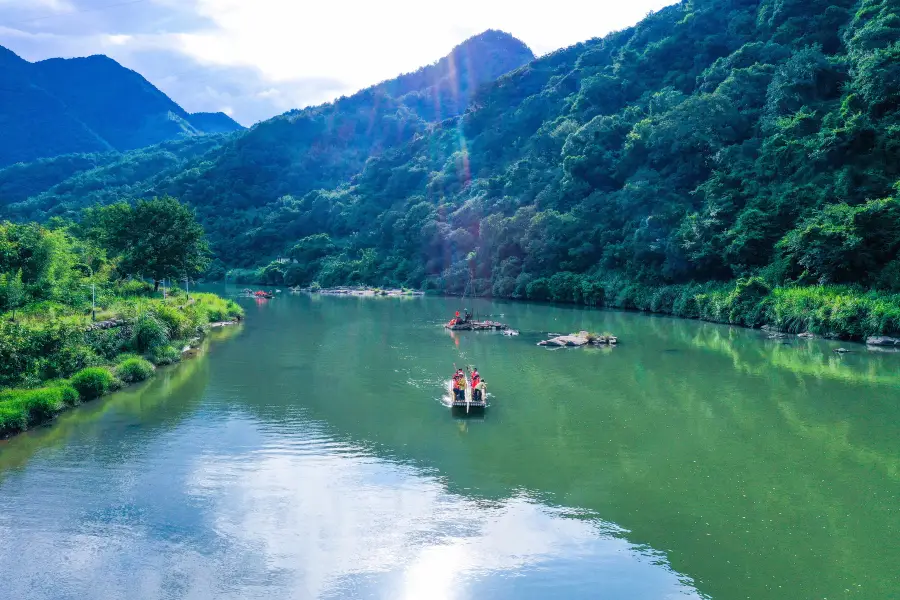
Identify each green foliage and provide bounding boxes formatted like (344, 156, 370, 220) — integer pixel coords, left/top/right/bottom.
(152, 303, 193, 339)
(149, 344, 182, 366)
(130, 312, 169, 354)
(0, 387, 66, 434)
(4, 4, 900, 338)
(85, 196, 210, 288)
(69, 367, 114, 400)
(115, 357, 155, 384)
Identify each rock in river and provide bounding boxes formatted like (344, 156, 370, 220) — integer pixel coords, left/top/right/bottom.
(866, 336, 900, 346)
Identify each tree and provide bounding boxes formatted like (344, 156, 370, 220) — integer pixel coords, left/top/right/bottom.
(86, 196, 209, 291)
(0, 269, 26, 321)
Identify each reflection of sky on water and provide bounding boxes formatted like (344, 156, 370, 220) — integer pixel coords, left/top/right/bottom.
(0, 417, 701, 600)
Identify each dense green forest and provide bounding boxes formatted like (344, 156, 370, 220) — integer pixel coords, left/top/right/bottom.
(0, 198, 242, 437)
(0, 31, 535, 257)
(3, 3, 900, 338)
(0, 45, 243, 167)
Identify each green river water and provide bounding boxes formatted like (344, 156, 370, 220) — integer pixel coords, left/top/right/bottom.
(1, 289, 898, 599)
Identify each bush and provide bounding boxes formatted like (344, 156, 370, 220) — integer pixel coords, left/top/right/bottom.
(57, 385, 80, 406)
(526, 278, 550, 300)
(0, 387, 66, 434)
(70, 367, 114, 400)
(115, 357, 155, 384)
(0, 404, 28, 434)
(193, 293, 244, 323)
(150, 344, 182, 366)
(131, 312, 170, 353)
(44, 380, 82, 406)
(152, 304, 193, 339)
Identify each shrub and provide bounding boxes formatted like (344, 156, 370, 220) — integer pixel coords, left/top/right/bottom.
(526, 278, 550, 300)
(44, 380, 82, 406)
(0, 404, 28, 434)
(152, 304, 193, 339)
(85, 326, 132, 361)
(192, 293, 244, 323)
(70, 367, 114, 400)
(131, 312, 170, 353)
(150, 344, 182, 366)
(0, 387, 65, 434)
(57, 385, 80, 406)
(115, 357, 155, 384)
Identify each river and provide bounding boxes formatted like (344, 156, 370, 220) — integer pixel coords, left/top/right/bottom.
(1, 290, 898, 599)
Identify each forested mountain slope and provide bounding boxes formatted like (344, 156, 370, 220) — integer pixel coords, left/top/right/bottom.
(243, 0, 900, 337)
(2, 31, 535, 261)
(0, 46, 243, 167)
(5, 4, 900, 337)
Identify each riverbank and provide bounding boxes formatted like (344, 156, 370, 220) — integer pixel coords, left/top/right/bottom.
(437, 276, 900, 343)
(229, 269, 900, 341)
(0, 289, 244, 439)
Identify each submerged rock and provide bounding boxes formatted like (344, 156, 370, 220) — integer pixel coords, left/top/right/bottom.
(866, 336, 900, 347)
(833, 347, 851, 354)
(538, 331, 617, 347)
(538, 335, 587, 347)
(797, 332, 816, 339)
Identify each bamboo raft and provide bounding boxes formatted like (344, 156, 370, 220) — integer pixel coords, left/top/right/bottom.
(448, 379, 487, 412)
(444, 320, 508, 331)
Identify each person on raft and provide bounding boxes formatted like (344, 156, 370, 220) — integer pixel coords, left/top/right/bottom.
(470, 368, 485, 402)
(473, 379, 487, 403)
(452, 369, 466, 401)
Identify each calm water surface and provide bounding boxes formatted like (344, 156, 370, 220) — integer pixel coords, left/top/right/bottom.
(1, 290, 898, 599)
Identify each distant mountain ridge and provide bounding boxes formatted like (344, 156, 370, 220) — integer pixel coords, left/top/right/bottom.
(0, 46, 243, 167)
(0, 29, 536, 263)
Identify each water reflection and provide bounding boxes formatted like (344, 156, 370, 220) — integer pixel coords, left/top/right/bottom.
(0, 415, 701, 600)
(1, 291, 898, 600)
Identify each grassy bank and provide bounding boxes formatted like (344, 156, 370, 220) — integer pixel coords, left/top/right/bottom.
(509, 274, 900, 340)
(0, 285, 243, 438)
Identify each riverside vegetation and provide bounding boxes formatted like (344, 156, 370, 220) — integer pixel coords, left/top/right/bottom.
(0, 197, 243, 438)
(1, 4, 899, 339)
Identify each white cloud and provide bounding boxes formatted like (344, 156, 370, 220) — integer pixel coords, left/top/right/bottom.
(0, 0, 675, 124)
(104, 33, 131, 45)
(177, 0, 671, 90)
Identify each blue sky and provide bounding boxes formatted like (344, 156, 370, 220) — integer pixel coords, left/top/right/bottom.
(0, 0, 674, 125)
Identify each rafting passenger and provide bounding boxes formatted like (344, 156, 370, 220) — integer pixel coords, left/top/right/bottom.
(452, 370, 466, 401)
(471, 368, 480, 388)
(473, 379, 487, 403)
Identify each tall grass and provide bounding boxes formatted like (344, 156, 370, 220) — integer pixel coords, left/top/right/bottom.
(0, 284, 245, 437)
(557, 275, 900, 340)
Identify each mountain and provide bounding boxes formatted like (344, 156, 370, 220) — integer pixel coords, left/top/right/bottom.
(2, 30, 535, 252)
(0, 47, 244, 167)
(188, 112, 245, 134)
(7, 5, 900, 338)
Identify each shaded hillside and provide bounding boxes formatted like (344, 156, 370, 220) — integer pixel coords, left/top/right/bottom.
(188, 112, 245, 134)
(3, 31, 535, 262)
(5, 2, 900, 336)
(231, 0, 898, 337)
(0, 46, 244, 167)
(5, 136, 230, 218)
(0, 47, 112, 165)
